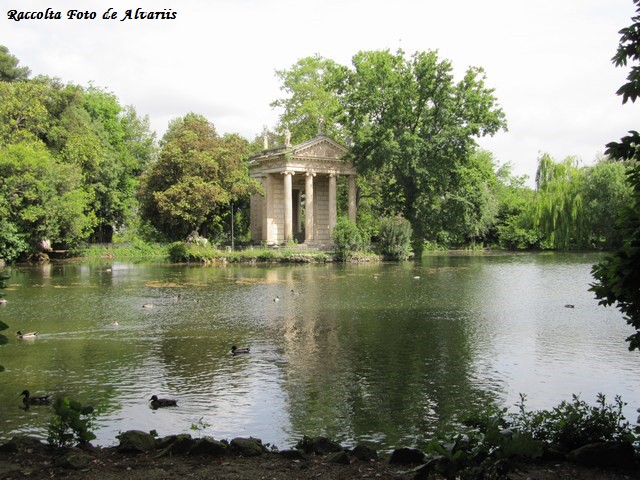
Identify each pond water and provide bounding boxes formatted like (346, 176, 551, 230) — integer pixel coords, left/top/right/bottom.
(0, 252, 638, 451)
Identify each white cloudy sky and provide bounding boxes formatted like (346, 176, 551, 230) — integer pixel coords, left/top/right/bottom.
(4, 0, 638, 184)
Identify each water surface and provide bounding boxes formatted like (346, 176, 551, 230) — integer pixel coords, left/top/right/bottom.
(1, 252, 637, 450)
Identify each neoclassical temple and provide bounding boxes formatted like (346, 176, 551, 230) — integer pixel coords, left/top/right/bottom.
(248, 131, 356, 246)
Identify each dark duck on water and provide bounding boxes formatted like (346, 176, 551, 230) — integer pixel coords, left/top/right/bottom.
(21, 390, 51, 405)
(149, 395, 177, 409)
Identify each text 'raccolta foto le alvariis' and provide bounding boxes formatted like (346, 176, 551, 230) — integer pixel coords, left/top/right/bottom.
(5, 8, 177, 22)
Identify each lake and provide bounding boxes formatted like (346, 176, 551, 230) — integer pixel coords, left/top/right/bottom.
(1, 252, 638, 451)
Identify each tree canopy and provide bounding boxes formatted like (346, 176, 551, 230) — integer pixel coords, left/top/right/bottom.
(0, 46, 156, 259)
(138, 113, 260, 241)
(335, 49, 507, 253)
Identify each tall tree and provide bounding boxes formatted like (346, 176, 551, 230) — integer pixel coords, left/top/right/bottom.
(532, 154, 585, 249)
(138, 113, 259, 241)
(0, 142, 95, 258)
(335, 49, 506, 255)
(582, 159, 632, 248)
(271, 54, 345, 144)
(0, 45, 30, 82)
(591, 0, 640, 350)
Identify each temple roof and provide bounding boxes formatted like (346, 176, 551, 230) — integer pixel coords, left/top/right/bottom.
(248, 134, 355, 176)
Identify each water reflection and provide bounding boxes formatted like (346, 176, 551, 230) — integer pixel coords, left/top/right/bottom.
(0, 253, 638, 451)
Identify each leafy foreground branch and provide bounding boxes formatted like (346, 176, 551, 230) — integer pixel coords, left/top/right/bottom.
(0, 394, 637, 480)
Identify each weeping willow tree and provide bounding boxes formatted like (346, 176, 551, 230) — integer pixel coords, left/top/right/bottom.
(532, 154, 586, 249)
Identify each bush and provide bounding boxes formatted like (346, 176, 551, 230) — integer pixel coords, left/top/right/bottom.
(379, 216, 413, 260)
(509, 393, 635, 452)
(168, 241, 189, 262)
(47, 397, 96, 447)
(332, 218, 367, 261)
(0, 220, 29, 262)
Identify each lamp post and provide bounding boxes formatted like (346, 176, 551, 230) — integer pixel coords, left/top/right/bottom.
(230, 202, 235, 251)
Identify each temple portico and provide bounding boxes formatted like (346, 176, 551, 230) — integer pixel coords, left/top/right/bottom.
(249, 133, 356, 246)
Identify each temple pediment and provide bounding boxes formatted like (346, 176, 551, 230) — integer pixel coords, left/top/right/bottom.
(292, 136, 348, 160)
(249, 133, 354, 176)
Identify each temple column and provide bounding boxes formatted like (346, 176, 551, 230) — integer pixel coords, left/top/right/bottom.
(348, 175, 357, 223)
(305, 173, 315, 243)
(264, 174, 273, 243)
(329, 173, 337, 234)
(283, 171, 294, 242)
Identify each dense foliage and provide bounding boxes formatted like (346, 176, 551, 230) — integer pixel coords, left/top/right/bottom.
(591, 0, 640, 351)
(137, 113, 260, 241)
(0, 46, 156, 260)
(378, 215, 413, 261)
(332, 217, 368, 260)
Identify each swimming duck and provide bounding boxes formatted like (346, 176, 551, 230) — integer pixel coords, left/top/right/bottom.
(564, 304, 575, 309)
(231, 346, 250, 355)
(0, 298, 7, 304)
(17, 331, 37, 339)
(21, 390, 51, 405)
(273, 296, 280, 302)
(142, 303, 154, 309)
(149, 395, 177, 408)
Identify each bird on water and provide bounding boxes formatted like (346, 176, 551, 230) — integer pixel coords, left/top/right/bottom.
(149, 395, 177, 408)
(21, 390, 51, 405)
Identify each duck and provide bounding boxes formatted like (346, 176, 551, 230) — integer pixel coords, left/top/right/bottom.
(17, 331, 37, 339)
(231, 346, 250, 355)
(21, 390, 51, 405)
(0, 298, 7, 304)
(142, 303, 154, 309)
(273, 296, 280, 302)
(564, 304, 575, 309)
(111, 321, 119, 326)
(149, 395, 177, 409)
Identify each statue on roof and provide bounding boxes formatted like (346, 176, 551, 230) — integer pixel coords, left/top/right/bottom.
(317, 117, 326, 135)
(284, 127, 291, 147)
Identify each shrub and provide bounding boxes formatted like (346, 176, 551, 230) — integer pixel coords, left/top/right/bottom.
(509, 393, 635, 451)
(47, 397, 96, 447)
(379, 216, 413, 260)
(332, 218, 367, 261)
(168, 242, 189, 262)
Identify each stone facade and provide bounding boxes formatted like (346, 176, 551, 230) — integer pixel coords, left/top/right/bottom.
(248, 133, 356, 246)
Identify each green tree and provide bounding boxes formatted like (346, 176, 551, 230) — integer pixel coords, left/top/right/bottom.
(0, 45, 30, 82)
(582, 158, 632, 248)
(271, 54, 345, 143)
(379, 215, 413, 260)
(432, 150, 500, 246)
(138, 113, 259, 241)
(332, 217, 367, 260)
(335, 49, 507, 257)
(0, 81, 49, 145)
(0, 142, 95, 256)
(531, 154, 585, 249)
(80, 88, 156, 241)
(491, 162, 536, 248)
(591, 0, 640, 350)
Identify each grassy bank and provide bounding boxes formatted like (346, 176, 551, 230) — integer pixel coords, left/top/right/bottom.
(73, 241, 380, 264)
